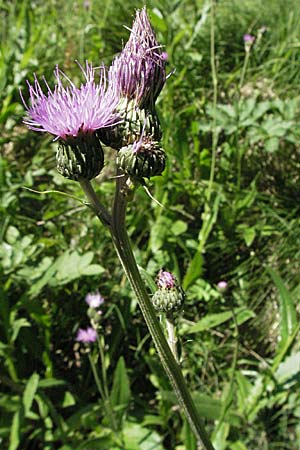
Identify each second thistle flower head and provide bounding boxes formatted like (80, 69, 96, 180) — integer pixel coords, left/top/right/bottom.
(21, 62, 120, 180)
(109, 7, 167, 110)
(151, 270, 185, 313)
(117, 130, 166, 181)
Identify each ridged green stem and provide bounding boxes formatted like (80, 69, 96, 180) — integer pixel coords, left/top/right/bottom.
(166, 313, 179, 364)
(80, 176, 215, 450)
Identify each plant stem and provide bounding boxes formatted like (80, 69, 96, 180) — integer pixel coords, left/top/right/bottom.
(80, 176, 215, 450)
(207, 0, 218, 203)
(166, 312, 179, 364)
(79, 178, 111, 226)
(87, 352, 117, 432)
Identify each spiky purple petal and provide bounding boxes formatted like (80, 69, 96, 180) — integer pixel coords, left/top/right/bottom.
(21, 62, 120, 140)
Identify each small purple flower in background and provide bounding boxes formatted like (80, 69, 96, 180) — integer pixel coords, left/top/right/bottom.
(243, 34, 255, 44)
(21, 62, 120, 141)
(76, 327, 97, 343)
(157, 270, 176, 289)
(108, 7, 167, 109)
(85, 291, 104, 308)
(217, 281, 228, 292)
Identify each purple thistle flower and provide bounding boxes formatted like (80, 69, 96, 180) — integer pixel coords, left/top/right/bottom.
(108, 7, 167, 109)
(217, 280, 228, 292)
(76, 326, 98, 343)
(157, 270, 176, 289)
(85, 291, 104, 308)
(21, 62, 120, 141)
(243, 34, 255, 44)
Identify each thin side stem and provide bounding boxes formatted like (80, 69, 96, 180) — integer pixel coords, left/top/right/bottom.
(207, 0, 218, 203)
(87, 352, 117, 432)
(79, 178, 111, 226)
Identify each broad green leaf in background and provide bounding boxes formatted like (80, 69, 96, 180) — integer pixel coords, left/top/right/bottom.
(268, 268, 297, 347)
(212, 422, 230, 450)
(181, 417, 197, 450)
(183, 307, 255, 334)
(162, 391, 241, 426)
(23, 373, 39, 417)
(110, 357, 131, 426)
(29, 250, 105, 297)
(122, 422, 164, 450)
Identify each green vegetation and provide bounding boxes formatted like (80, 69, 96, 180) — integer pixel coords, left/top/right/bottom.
(1, 0, 300, 448)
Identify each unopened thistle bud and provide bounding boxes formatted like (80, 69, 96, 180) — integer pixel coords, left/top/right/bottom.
(152, 270, 185, 313)
(117, 133, 166, 180)
(98, 99, 162, 151)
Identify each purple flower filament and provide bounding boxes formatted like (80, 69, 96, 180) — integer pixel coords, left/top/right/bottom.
(21, 62, 120, 141)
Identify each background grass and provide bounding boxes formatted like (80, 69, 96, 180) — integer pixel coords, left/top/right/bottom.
(1, 0, 300, 449)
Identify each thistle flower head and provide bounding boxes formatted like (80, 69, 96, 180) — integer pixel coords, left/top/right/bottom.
(157, 270, 176, 289)
(152, 270, 185, 313)
(243, 34, 255, 44)
(108, 7, 167, 109)
(21, 62, 120, 140)
(76, 326, 97, 343)
(117, 128, 166, 180)
(85, 291, 104, 308)
(217, 280, 228, 292)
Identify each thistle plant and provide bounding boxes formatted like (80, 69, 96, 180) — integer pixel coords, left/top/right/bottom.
(21, 7, 215, 449)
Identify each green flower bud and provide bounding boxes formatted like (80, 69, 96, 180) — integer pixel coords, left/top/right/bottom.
(151, 270, 185, 313)
(56, 132, 104, 181)
(117, 136, 166, 180)
(99, 99, 162, 150)
(152, 287, 185, 313)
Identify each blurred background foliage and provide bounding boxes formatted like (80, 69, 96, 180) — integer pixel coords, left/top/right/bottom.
(1, 0, 300, 448)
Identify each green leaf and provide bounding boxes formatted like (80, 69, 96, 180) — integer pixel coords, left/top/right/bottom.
(183, 251, 203, 291)
(184, 308, 253, 334)
(268, 268, 297, 347)
(149, 216, 172, 253)
(265, 136, 279, 152)
(170, 220, 188, 236)
(274, 351, 300, 384)
(212, 422, 230, 450)
(162, 391, 241, 425)
(181, 417, 197, 450)
(23, 372, 39, 417)
(110, 357, 131, 425)
(11, 318, 31, 342)
(81, 264, 105, 276)
(122, 422, 164, 450)
(9, 407, 24, 450)
(229, 441, 248, 450)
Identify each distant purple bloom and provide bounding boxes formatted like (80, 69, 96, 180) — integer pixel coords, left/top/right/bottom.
(157, 270, 176, 289)
(21, 62, 120, 141)
(85, 291, 104, 308)
(161, 52, 169, 62)
(108, 7, 167, 108)
(76, 327, 97, 343)
(217, 281, 228, 291)
(243, 34, 255, 44)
